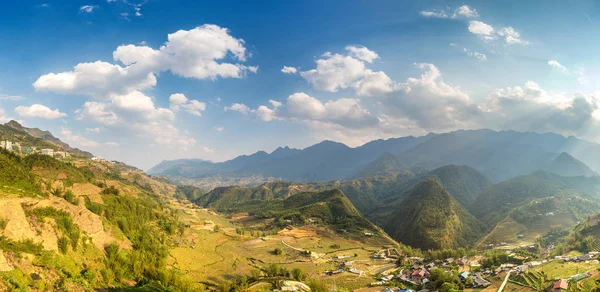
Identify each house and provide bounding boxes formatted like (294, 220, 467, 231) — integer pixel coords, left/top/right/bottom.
(553, 279, 568, 292)
(349, 268, 364, 275)
(364, 232, 374, 236)
(411, 270, 426, 283)
(470, 273, 490, 288)
(575, 254, 594, 262)
(41, 149, 54, 156)
(458, 271, 470, 281)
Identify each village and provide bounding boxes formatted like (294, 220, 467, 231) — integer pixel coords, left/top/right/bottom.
(316, 245, 600, 292)
(0, 139, 104, 161)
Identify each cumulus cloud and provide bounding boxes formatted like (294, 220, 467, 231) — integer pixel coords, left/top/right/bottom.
(281, 66, 297, 74)
(548, 60, 568, 73)
(300, 46, 392, 96)
(34, 25, 255, 99)
(224, 103, 251, 114)
(468, 21, 527, 45)
(60, 127, 118, 148)
(15, 104, 67, 119)
(169, 93, 206, 116)
(463, 48, 487, 61)
(483, 82, 597, 135)
(34, 24, 251, 149)
(379, 63, 479, 130)
(203, 146, 214, 153)
(345, 46, 379, 63)
(268, 100, 282, 108)
(453, 5, 479, 18)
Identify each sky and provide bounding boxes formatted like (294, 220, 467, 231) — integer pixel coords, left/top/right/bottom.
(1, 0, 600, 170)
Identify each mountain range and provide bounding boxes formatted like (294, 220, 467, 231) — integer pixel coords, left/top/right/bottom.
(149, 129, 600, 188)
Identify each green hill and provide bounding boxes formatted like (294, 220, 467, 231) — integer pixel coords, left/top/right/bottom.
(381, 178, 486, 250)
(470, 171, 600, 228)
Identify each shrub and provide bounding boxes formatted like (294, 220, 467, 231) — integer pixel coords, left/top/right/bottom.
(58, 236, 69, 254)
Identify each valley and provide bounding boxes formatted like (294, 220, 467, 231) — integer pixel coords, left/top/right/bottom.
(2, 122, 600, 291)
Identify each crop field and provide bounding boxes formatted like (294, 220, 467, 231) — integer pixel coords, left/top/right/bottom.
(168, 203, 396, 289)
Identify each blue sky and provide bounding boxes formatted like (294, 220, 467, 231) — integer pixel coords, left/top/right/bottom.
(1, 0, 600, 169)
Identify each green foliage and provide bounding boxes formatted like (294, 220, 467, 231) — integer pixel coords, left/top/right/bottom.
(0, 217, 7, 230)
(0, 236, 43, 254)
(84, 196, 104, 215)
(0, 148, 41, 196)
(291, 268, 306, 281)
(175, 185, 204, 202)
(101, 185, 120, 195)
(58, 236, 69, 254)
(273, 248, 283, 255)
(382, 178, 486, 250)
(27, 207, 81, 252)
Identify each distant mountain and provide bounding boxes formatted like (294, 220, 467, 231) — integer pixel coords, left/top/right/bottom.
(149, 135, 432, 183)
(2, 120, 93, 158)
(544, 152, 597, 177)
(151, 129, 600, 187)
(381, 178, 486, 250)
(350, 152, 407, 179)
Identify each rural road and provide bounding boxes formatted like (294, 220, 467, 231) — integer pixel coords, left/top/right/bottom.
(497, 270, 512, 292)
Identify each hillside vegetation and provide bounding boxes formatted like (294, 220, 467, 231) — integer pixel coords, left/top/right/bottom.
(381, 178, 487, 250)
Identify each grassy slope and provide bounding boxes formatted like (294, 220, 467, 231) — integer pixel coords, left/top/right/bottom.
(382, 178, 486, 250)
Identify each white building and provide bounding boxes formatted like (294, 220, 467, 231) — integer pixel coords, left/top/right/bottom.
(41, 149, 54, 156)
(54, 151, 68, 158)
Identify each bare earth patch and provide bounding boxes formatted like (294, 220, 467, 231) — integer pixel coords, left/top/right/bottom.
(0, 251, 13, 272)
(67, 183, 104, 204)
(278, 227, 318, 238)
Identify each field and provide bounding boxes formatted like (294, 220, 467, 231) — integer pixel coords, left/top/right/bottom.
(167, 201, 398, 290)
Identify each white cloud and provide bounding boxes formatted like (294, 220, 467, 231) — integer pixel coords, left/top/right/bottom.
(268, 100, 282, 108)
(300, 46, 392, 96)
(203, 146, 214, 153)
(256, 105, 277, 121)
(34, 25, 255, 99)
(548, 60, 568, 73)
(75, 101, 120, 125)
(453, 5, 479, 18)
(281, 66, 297, 74)
(33, 61, 157, 99)
(419, 10, 449, 19)
(169, 93, 206, 116)
(14, 104, 67, 120)
(0, 108, 14, 123)
(215, 127, 224, 132)
(463, 48, 487, 61)
(379, 63, 479, 130)
(60, 127, 117, 148)
(0, 94, 23, 101)
(34, 25, 249, 149)
(420, 5, 478, 19)
(224, 103, 251, 114)
(468, 21, 496, 40)
(85, 127, 103, 133)
(468, 21, 527, 45)
(80, 5, 97, 13)
(345, 46, 379, 63)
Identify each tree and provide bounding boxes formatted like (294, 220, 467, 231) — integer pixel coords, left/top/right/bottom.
(273, 248, 283, 255)
(291, 268, 306, 281)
